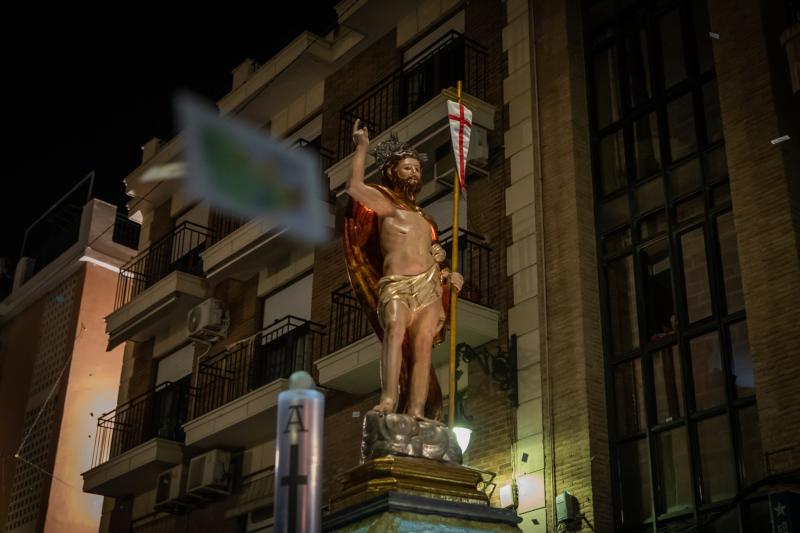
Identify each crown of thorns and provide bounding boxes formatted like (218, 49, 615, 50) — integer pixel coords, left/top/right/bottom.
(369, 132, 428, 170)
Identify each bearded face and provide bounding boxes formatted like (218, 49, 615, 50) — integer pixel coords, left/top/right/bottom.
(385, 157, 422, 200)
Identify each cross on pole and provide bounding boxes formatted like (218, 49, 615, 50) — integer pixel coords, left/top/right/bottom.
(281, 443, 308, 532)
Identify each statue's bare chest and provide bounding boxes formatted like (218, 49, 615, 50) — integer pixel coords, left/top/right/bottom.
(382, 209, 431, 239)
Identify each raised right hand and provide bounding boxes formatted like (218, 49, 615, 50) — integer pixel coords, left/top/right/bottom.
(352, 118, 369, 149)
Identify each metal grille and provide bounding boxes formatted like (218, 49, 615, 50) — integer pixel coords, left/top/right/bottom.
(91, 380, 192, 468)
(193, 317, 325, 418)
(337, 31, 487, 159)
(114, 222, 214, 310)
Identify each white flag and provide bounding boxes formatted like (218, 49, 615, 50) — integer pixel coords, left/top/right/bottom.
(447, 100, 473, 191)
(176, 93, 328, 244)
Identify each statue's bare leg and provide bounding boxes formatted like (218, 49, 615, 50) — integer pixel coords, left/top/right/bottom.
(406, 302, 444, 419)
(375, 299, 410, 414)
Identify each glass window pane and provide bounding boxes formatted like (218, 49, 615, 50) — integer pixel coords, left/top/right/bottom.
(635, 177, 664, 215)
(615, 359, 646, 435)
(627, 28, 652, 107)
(681, 228, 712, 323)
(619, 438, 652, 525)
(730, 321, 755, 398)
(712, 181, 730, 207)
(690, 332, 725, 411)
(737, 405, 765, 487)
(634, 113, 661, 179)
(717, 212, 744, 313)
(703, 507, 740, 533)
(641, 240, 675, 340)
(586, 0, 614, 33)
(660, 10, 687, 88)
(676, 194, 704, 224)
(706, 145, 728, 182)
(693, 0, 714, 74)
(656, 426, 694, 515)
(703, 80, 723, 145)
(604, 226, 632, 256)
(743, 499, 772, 533)
(607, 255, 640, 354)
(668, 93, 697, 161)
(697, 415, 737, 503)
(670, 157, 701, 198)
(601, 194, 630, 232)
(653, 346, 684, 424)
(639, 210, 668, 241)
(594, 46, 621, 128)
(600, 129, 627, 194)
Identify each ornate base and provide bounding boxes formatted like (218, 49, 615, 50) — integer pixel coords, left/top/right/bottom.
(331, 455, 488, 513)
(361, 410, 462, 463)
(324, 491, 521, 532)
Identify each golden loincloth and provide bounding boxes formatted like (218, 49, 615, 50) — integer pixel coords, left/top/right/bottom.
(377, 262, 444, 329)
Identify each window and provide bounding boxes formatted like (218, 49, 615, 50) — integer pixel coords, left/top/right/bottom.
(585, 0, 761, 529)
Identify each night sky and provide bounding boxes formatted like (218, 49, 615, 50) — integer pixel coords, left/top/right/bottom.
(0, 4, 338, 270)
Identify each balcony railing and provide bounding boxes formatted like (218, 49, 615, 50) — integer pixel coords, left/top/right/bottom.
(114, 221, 214, 310)
(337, 31, 487, 159)
(91, 380, 192, 469)
(328, 283, 372, 354)
(326, 228, 493, 352)
(439, 227, 492, 308)
(193, 316, 325, 418)
(208, 209, 249, 246)
(112, 212, 141, 249)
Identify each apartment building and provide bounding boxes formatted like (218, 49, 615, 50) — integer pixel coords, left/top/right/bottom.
(80, 0, 800, 532)
(0, 187, 139, 533)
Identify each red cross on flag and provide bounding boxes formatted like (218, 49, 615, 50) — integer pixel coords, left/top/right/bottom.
(447, 100, 472, 191)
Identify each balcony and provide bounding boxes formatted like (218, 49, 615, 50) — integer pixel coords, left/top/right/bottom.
(105, 222, 212, 349)
(184, 316, 325, 448)
(335, 31, 487, 160)
(82, 380, 191, 497)
(316, 228, 498, 394)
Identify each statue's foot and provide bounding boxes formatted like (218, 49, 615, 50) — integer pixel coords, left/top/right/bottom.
(372, 397, 395, 416)
(408, 410, 436, 423)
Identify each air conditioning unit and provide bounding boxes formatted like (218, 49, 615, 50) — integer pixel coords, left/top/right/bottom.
(187, 298, 229, 341)
(154, 465, 192, 513)
(187, 449, 232, 497)
(467, 126, 489, 167)
(246, 506, 274, 532)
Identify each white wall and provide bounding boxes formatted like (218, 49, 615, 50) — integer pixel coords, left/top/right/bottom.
(262, 274, 314, 328)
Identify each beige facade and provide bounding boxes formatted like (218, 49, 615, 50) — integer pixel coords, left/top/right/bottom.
(0, 199, 137, 533)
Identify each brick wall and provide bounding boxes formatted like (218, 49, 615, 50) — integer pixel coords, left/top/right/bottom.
(533, 0, 612, 531)
(708, 0, 800, 474)
(322, 392, 380, 504)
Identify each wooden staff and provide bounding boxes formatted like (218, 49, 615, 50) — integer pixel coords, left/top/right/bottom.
(448, 80, 463, 429)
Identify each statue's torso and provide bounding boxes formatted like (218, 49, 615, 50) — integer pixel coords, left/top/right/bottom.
(379, 207, 435, 277)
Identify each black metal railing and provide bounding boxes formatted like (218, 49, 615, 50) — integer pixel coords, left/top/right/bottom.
(439, 227, 493, 308)
(27, 203, 84, 276)
(337, 31, 487, 159)
(328, 283, 373, 353)
(112, 212, 141, 249)
(193, 316, 325, 418)
(91, 380, 192, 468)
(293, 138, 336, 173)
(208, 209, 249, 245)
(114, 222, 214, 310)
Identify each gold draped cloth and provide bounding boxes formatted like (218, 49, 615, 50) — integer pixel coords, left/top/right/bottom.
(377, 262, 445, 330)
(343, 184, 450, 420)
